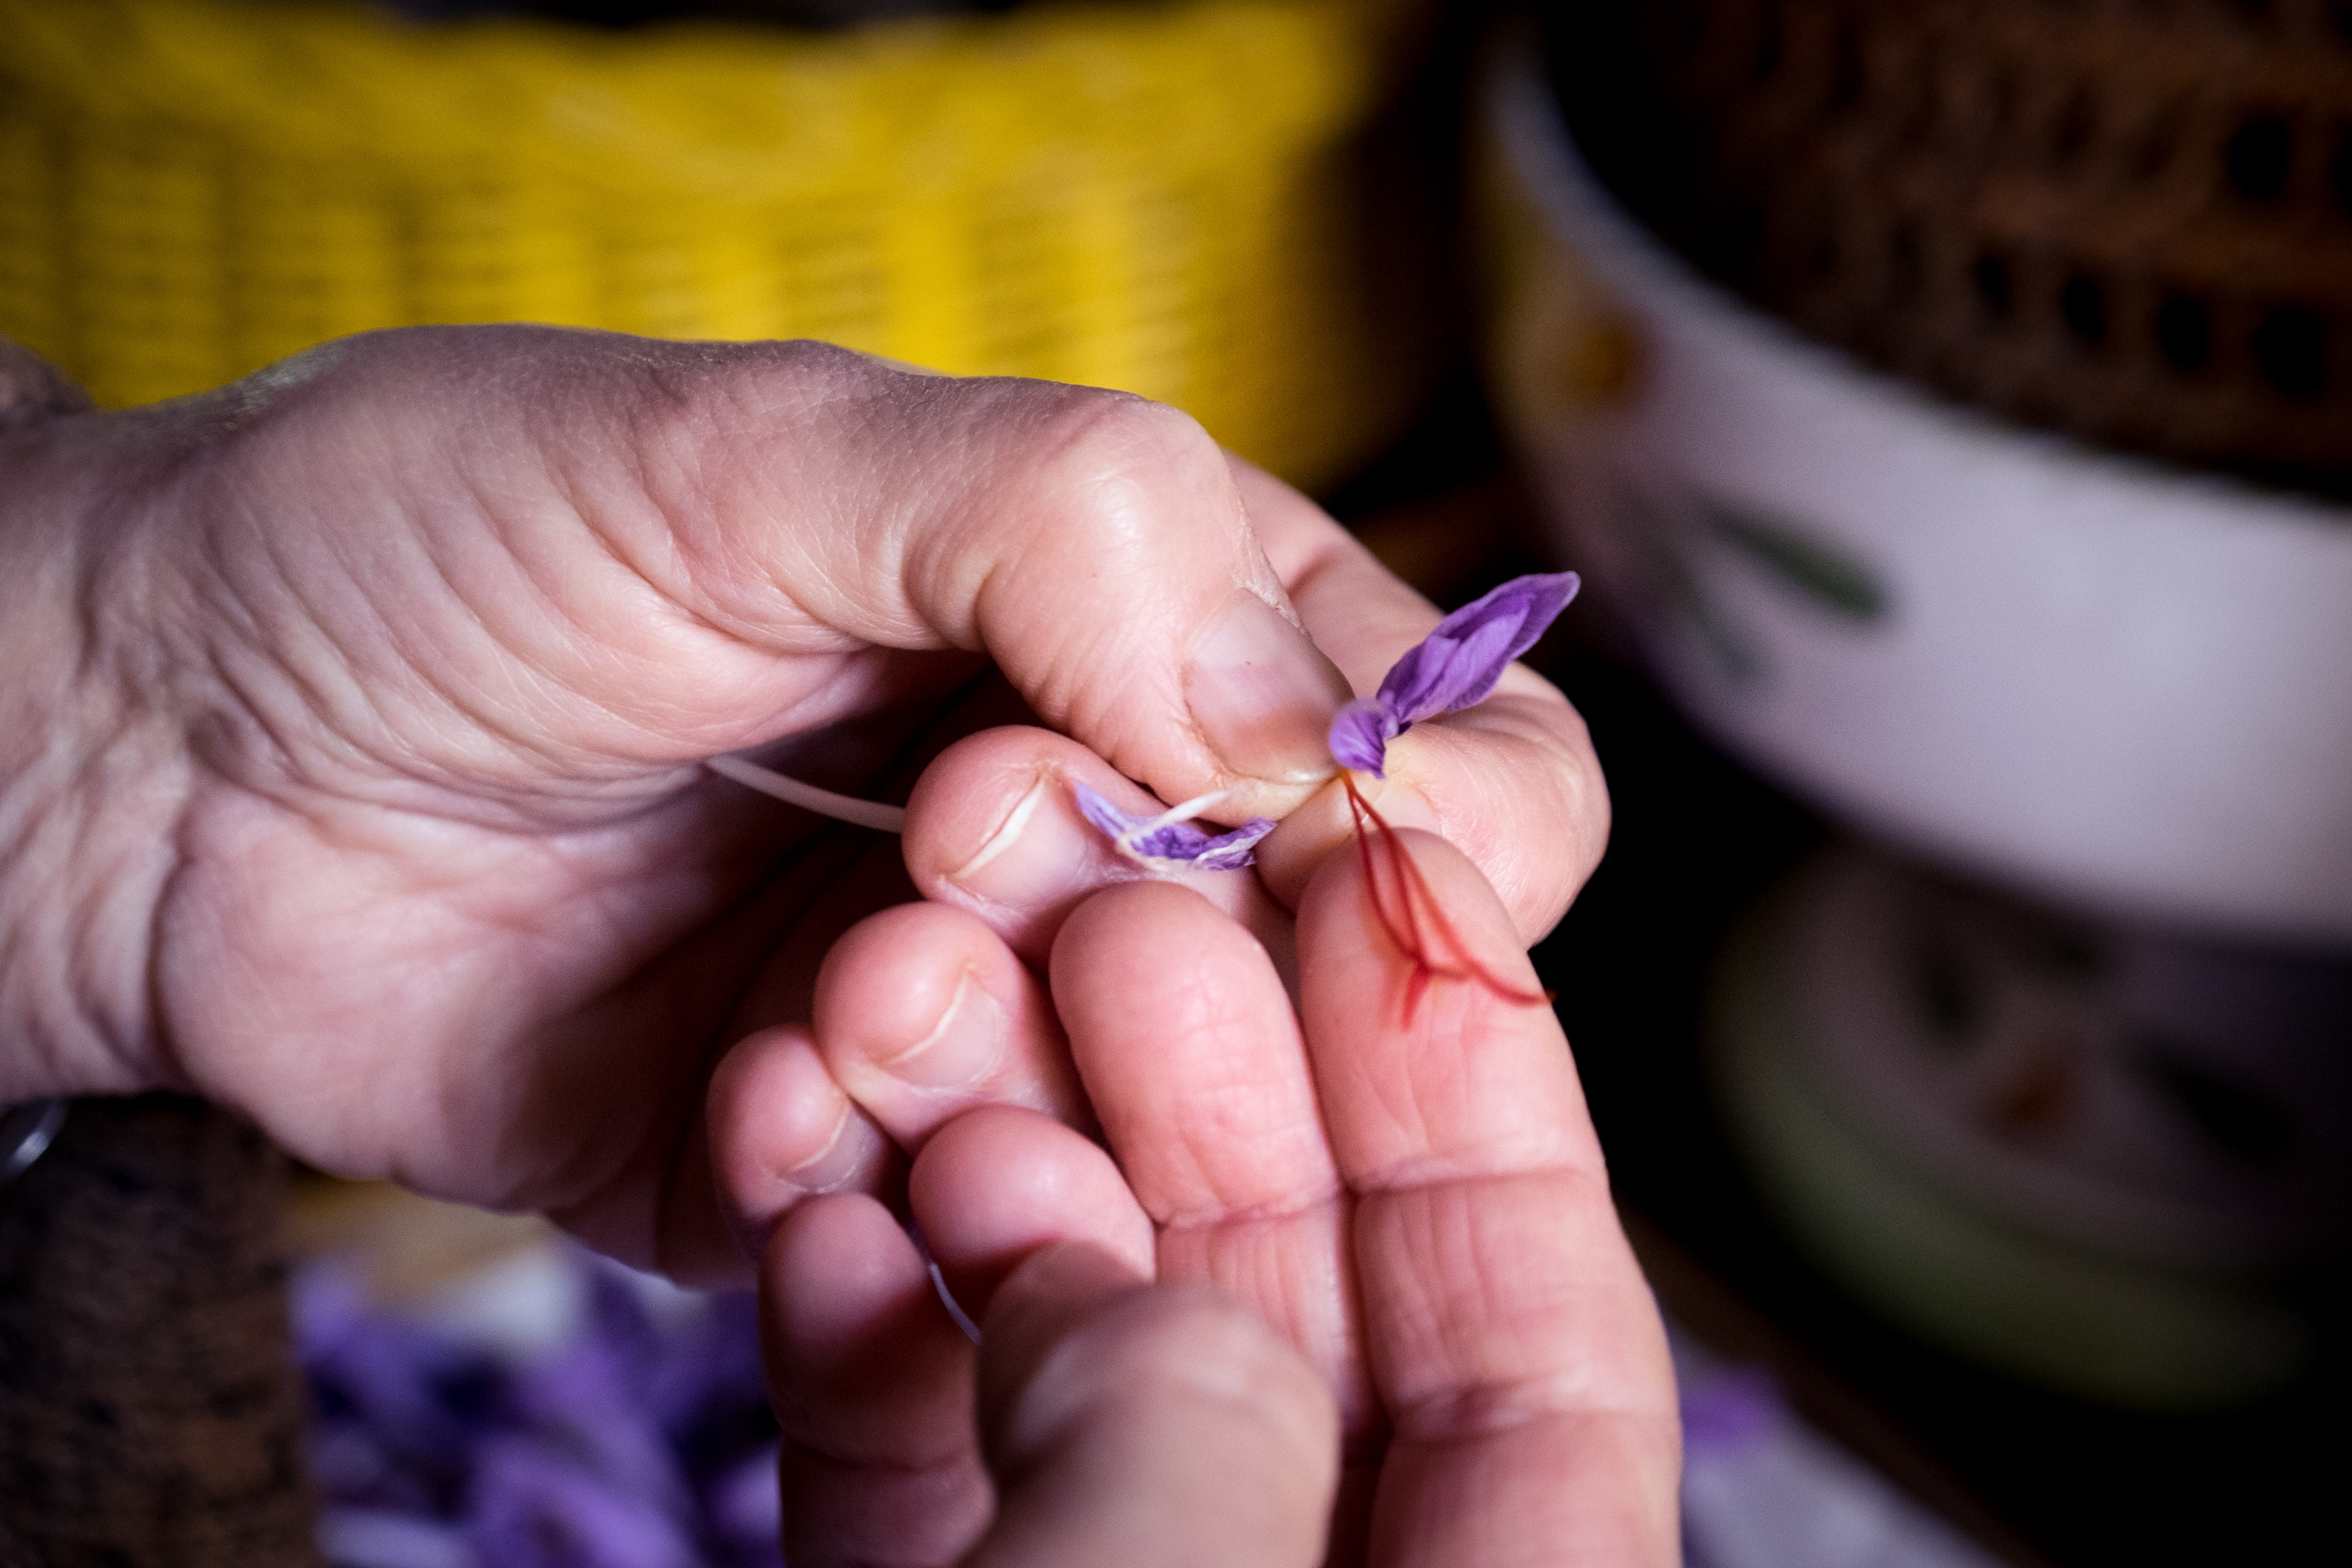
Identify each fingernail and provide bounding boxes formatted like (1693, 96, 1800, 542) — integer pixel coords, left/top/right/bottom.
(784, 1102, 886, 1193)
(1186, 590, 1354, 786)
(946, 773, 1109, 910)
(877, 969, 1007, 1092)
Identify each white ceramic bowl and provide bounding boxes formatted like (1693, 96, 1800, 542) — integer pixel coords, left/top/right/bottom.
(1479, 41, 2352, 947)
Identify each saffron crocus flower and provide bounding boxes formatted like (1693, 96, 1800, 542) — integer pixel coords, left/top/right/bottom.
(1327, 572, 1580, 779)
(1074, 785, 1275, 873)
(1073, 572, 1580, 871)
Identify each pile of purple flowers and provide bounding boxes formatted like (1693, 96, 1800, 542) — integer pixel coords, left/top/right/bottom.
(296, 1255, 783, 1568)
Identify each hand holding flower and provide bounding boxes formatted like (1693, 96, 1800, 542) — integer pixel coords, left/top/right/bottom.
(745, 831, 1678, 1566)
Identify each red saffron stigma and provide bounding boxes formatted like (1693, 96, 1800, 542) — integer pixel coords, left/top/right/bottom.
(1341, 772, 1555, 1022)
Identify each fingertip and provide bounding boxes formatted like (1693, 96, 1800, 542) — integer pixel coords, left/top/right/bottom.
(1298, 822, 1543, 1010)
(905, 728, 1140, 962)
(763, 1188, 990, 1552)
(906, 726, 1286, 965)
(709, 1024, 900, 1260)
(1250, 770, 1442, 912)
(763, 1189, 928, 1370)
(1046, 876, 1220, 981)
(813, 900, 1080, 1136)
(908, 1104, 1154, 1324)
(1262, 702, 1608, 944)
(1296, 825, 1599, 1189)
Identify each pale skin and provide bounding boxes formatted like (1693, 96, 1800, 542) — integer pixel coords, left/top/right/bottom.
(0, 327, 1671, 1563)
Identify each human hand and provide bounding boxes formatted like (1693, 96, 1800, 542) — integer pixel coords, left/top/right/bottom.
(0, 328, 1603, 1286)
(768, 1219, 1341, 1568)
(748, 833, 1676, 1566)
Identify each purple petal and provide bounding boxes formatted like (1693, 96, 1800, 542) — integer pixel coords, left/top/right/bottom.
(1326, 698, 1396, 776)
(703, 1444, 783, 1557)
(1327, 572, 1580, 777)
(1074, 784, 1276, 871)
(1376, 572, 1581, 724)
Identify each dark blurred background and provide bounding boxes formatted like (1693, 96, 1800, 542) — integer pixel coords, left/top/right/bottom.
(4, 2, 2349, 1565)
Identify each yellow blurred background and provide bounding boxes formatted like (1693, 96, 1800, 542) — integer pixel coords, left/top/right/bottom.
(0, 0, 1438, 489)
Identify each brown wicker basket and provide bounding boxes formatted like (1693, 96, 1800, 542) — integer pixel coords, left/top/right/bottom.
(1546, 0, 2352, 499)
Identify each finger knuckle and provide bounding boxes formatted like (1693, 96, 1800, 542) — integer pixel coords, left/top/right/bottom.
(1009, 390, 1225, 554)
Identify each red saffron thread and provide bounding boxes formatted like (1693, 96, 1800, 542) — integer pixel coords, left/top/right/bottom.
(1341, 772, 1554, 1022)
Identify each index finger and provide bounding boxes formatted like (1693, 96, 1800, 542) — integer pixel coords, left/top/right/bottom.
(1296, 829, 1679, 1567)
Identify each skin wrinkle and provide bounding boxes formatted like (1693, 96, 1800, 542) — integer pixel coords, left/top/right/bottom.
(1153, 1179, 1345, 1234)
(188, 450, 698, 829)
(184, 464, 473, 802)
(1146, 961, 1298, 1209)
(698, 365, 930, 651)
(1160, 1205, 1361, 1364)
(174, 777, 743, 1197)
(1364, 1222, 1655, 1458)
(0, 461, 196, 1092)
(423, 455, 680, 773)
(578, 403, 847, 675)
(302, 363, 728, 797)
(555, 373, 762, 659)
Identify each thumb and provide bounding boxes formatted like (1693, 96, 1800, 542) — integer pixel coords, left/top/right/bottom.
(180, 325, 1350, 818)
(625, 335, 1356, 817)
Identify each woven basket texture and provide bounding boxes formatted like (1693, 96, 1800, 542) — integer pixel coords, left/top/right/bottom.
(0, 0, 1432, 489)
(1550, 0, 2352, 499)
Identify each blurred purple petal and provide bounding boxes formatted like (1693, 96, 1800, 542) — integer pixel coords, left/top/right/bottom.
(297, 1247, 783, 1566)
(467, 1436, 702, 1568)
(510, 1341, 695, 1526)
(702, 1446, 784, 1567)
(297, 1261, 502, 1512)
(318, 1507, 479, 1568)
(1327, 572, 1580, 778)
(1680, 1366, 1784, 1459)
(1074, 784, 1275, 871)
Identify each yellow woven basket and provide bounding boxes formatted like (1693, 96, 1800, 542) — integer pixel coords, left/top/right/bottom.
(0, 0, 1430, 487)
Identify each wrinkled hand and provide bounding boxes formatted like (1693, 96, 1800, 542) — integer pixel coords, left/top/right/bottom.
(749, 834, 1676, 1566)
(777, 1230, 1342, 1568)
(0, 328, 1604, 1282)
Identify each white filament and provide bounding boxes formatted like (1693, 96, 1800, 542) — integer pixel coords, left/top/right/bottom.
(705, 753, 907, 833)
(1109, 789, 1235, 863)
(1124, 790, 1231, 839)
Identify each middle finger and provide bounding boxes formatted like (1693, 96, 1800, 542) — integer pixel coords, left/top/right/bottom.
(1047, 880, 1373, 1434)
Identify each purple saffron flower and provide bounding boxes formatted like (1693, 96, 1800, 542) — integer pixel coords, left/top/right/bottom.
(1069, 572, 1577, 868)
(1327, 572, 1581, 778)
(1075, 784, 1275, 872)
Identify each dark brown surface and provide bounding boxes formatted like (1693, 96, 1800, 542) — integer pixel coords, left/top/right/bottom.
(1530, 623, 2352, 1568)
(0, 1095, 320, 1568)
(1547, 0, 2352, 500)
